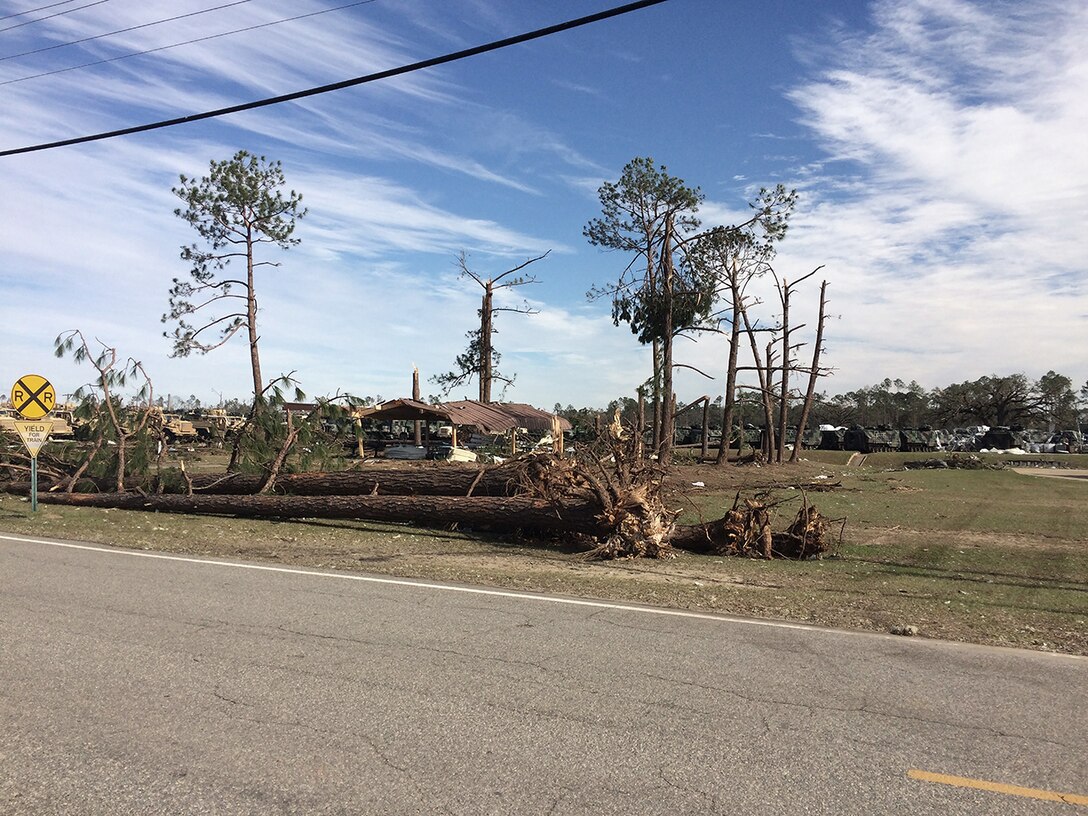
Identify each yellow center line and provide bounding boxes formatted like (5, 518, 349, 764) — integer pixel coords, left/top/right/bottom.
(908, 769, 1088, 807)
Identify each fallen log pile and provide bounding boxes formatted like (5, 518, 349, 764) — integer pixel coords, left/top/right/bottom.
(10, 436, 837, 559)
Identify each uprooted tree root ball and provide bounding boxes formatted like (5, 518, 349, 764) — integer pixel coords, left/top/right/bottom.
(673, 492, 839, 560)
(775, 503, 835, 559)
(531, 425, 679, 560)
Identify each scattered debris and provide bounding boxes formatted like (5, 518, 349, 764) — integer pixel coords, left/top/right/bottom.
(903, 454, 1006, 471)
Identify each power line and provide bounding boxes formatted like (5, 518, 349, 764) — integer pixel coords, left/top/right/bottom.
(0, 0, 83, 23)
(1, 0, 378, 86)
(0, 0, 669, 158)
(1, 0, 257, 59)
(0, 0, 112, 33)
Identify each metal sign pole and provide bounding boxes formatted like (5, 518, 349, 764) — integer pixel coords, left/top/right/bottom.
(30, 455, 38, 513)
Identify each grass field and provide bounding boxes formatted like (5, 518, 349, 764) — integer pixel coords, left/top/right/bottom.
(1, 450, 1085, 654)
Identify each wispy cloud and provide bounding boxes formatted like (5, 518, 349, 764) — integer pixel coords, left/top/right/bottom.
(776, 0, 1088, 390)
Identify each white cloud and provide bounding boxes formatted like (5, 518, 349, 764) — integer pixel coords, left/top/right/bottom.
(778, 0, 1088, 392)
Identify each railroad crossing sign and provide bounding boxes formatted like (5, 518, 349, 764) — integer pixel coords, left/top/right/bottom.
(13, 420, 54, 459)
(10, 374, 55, 420)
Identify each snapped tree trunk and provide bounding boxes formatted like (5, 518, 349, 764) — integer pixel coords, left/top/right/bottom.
(715, 271, 743, 465)
(777, 278, 791, 464)
(246, 228, 263, 402)
(480, 284, 493, 402)
(790, 279, 828, 463)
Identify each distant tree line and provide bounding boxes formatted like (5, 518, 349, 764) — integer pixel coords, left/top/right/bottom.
(556, 372, 1088, 435)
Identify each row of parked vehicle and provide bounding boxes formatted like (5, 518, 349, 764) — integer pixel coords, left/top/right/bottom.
(0, 407, 79, 439)
(674, 425, 1085, 454)
(0, 407, 248, 445)
(944, 426, 1085, 454)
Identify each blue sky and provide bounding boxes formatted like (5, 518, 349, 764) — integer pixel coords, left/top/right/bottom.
(1, 0, 1085, 410)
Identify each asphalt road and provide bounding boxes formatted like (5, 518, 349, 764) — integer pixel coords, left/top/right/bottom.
(1, 532, 1085, 815)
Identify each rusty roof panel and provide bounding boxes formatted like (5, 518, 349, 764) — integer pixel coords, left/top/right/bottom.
(499, 402, 573, 431)
(438, 400, 519, 433)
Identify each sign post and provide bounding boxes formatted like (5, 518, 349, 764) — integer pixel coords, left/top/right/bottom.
(14, 421, 54, 512)
(10, 375, 57, 513)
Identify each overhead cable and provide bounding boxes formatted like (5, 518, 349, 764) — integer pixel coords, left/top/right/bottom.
(0, 0, 111, 33)
(0, 0, 669, 158)
(1, 0, 378, 86)
(1, 0, 256, 59)
(0, 0, 83, 23)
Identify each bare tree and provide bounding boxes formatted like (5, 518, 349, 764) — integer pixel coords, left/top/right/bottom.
(790, 279, 831, 463)
(433, 251, 547, 402)
(772, 269, 819, 462)
(685, 186, 796, 464)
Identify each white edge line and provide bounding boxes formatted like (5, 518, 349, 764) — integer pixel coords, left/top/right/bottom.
(1, 532, 820, 630)
(2, 532, 1085, 659)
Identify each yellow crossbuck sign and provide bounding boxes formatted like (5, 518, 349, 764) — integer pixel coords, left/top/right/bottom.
(11, 374, 55, 420)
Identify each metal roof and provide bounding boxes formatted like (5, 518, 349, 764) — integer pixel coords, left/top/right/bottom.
(438, 401, 519, 434)
(355, 398, 569, 434)
(498, 402, 573, 432)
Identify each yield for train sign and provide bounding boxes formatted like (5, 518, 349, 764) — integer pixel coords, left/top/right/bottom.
(11, 374, 56, 420)
(14, 420, 54, 459)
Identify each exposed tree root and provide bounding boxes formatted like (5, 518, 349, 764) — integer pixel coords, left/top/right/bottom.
(670, 494, 837, 559)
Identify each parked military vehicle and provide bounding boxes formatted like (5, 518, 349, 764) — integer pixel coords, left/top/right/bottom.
(674, 426, 722, 446)
(899, 428, 943, 452)
(0, 407, 75, 443)
(780, 427, 823, 450)
(844, 426, 901, 453)
(0, 408, 19, 437)
(819, 427, 846, 450)
(164, 414, 198, 442)
(1048, 430, 1084, 453)
(739, 425, 764, 451)
(189, 409, 246, 442)
(979, 426, 1030, 450)
(48, 409, 77, 439)
(146, 408, 198, 443)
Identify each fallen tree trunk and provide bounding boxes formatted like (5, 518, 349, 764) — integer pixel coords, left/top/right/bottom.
(33, 490, 833, 559)
(203, 467, 535, 497)
(6, 464, 538, 498)
(35, 492, 608, 536)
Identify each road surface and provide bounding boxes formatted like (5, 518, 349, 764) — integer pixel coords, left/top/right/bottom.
(1, 533, 1085, 814)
